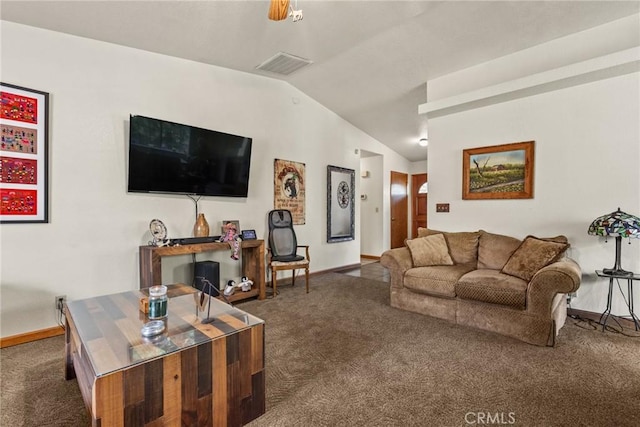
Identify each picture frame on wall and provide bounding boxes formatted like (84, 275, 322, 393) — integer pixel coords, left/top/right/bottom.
(274, 158, 306, 225)
(462, 141, 535, 200)
(0, 82, 50, 223)
(327, 165, 355, 243)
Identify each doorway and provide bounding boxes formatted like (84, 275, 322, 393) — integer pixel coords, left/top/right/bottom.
(359, 151, 384, 257)
(411, 173, 427, 237)
(390, 171, 408, 249)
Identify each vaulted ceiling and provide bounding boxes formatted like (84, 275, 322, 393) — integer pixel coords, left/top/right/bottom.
(2, 1, 638, 161)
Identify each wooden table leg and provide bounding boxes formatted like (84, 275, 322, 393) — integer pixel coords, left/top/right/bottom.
(64, 312, 76, 380)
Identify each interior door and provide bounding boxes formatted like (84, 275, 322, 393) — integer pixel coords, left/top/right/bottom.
(390, 171, 408, 249)
(411, 173, 428, 237)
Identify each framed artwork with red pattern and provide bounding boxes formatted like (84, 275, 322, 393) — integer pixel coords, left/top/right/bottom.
(0, 82, 49, 223)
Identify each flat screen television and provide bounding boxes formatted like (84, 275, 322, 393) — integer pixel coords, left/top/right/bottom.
(127, 115, 252, 197)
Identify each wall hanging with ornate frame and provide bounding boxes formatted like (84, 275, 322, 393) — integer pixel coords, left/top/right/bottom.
(327, 165, 355, 243)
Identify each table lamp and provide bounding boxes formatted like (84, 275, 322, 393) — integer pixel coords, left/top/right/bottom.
(588, 207, 640, 276)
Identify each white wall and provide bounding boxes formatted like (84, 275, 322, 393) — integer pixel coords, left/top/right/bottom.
(360, 155, 384, 256)
(409, 160, 428, 176)
(0, 22, 410, 338)
(425, 16, 640, 316)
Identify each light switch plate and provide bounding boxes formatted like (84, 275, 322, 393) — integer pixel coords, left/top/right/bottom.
(436, 203, 450, 213)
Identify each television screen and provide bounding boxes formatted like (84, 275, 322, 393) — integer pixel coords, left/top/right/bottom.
(127, 115, 252, 197)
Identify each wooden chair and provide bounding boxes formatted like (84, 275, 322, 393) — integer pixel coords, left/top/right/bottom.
(267, 209, 310, 296)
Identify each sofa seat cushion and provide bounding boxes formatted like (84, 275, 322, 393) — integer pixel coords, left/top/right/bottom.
(404, 264, 476, 298)
(456, 269, 528, 309)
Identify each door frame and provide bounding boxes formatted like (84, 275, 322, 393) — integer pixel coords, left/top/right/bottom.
(411, 173, 428, 238)
(390, 171, 408, 249)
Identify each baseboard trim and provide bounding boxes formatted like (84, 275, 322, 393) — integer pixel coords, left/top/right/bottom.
(0, 326, 65, 349)
(332, 263, 364, 273)
(360, 254, 380, 260)
(567, 308, 637, 330)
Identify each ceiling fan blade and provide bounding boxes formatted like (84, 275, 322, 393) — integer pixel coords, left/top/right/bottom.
(268, 0, 290, 21)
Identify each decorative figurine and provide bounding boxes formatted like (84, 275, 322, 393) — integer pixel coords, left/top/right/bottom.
(239, 276, 253, 292)
(224, 279, 237, 296)
(220, 222, 242, 259)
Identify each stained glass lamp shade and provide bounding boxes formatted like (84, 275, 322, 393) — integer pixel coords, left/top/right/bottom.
(588, 208, 640, 276)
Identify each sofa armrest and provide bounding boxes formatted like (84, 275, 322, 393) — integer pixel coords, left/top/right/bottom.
(380, 247, 413, 289)
(526, 257, 581, 316)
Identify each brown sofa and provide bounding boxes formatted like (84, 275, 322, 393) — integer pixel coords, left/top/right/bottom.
(380, 228, 581, 346)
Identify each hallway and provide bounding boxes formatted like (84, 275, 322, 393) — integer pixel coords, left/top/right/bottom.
(338, 258, 390, 283)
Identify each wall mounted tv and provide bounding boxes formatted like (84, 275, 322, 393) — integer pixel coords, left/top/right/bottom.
(128, 115, 252, 197)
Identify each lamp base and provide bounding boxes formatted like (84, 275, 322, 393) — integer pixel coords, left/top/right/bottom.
(602, 268, 634, 277)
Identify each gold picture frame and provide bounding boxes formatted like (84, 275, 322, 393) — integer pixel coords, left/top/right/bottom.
(462, 141, 534, 200)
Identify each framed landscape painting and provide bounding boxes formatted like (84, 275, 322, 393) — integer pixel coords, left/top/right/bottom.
(462, 141, 534, 200)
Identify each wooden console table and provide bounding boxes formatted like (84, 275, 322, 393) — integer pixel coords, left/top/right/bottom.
(139, 240, 265, 302)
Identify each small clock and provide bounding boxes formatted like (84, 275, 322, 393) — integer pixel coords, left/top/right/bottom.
(149, 219, 167, 246)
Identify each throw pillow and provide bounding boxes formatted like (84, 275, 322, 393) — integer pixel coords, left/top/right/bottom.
(501, 236, 569, 281)
(417, 228, 480, 265)
(406, 234, 454, 267)
(417, 227, 443, 238)
(477, 230, 522, 270)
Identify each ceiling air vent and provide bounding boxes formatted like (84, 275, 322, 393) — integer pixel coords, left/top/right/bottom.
(256, 52, 312, 76)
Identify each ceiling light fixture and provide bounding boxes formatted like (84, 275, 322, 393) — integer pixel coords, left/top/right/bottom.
(418, 138, 429, 147)
(268, 0, 289, 20)
(268, 0, 303, 23)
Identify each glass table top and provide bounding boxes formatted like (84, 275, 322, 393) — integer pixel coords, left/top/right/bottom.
(66, 284, 263, 377)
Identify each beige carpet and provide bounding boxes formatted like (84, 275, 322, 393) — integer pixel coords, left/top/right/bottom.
(2, 273, 640, 426)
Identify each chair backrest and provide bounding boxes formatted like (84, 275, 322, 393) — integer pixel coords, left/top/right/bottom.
(268, 210, 302, 261)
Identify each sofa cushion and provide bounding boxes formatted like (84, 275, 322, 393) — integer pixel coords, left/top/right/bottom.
(477, 230, 522, 270)
(406, 234, 454, 267)
(404, 264, 476, 298)
(501, 236, 569, 281)
(456, 269, 528, 309)
(417, 228, 480, 265)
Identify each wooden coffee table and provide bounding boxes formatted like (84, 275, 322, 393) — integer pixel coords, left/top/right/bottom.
(64, 284, 265, 426)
